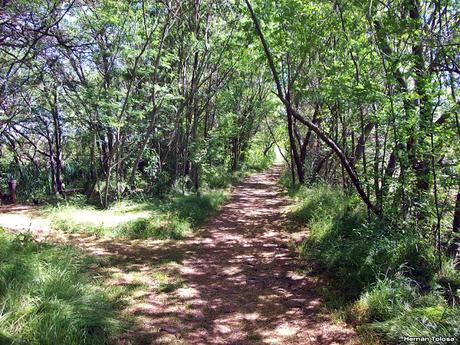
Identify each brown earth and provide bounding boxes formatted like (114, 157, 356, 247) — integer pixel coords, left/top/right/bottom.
(0, 166, 359, 345)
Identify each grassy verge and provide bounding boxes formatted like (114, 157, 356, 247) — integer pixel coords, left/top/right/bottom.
(287, 184, 460, 344)
(43, 190, 229, 239)
(0, 230, 126, 345)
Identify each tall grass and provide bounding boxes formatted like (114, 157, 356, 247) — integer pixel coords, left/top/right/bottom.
(0, 231, 124, 345)
(355, 276, 459, 341)
(288, 183, 460, 343)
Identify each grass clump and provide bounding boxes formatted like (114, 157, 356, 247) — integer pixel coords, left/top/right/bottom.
(0, 232, 124, 345)
(288, 183, 460, 343)
(44, 190, 228, 240)
(355, 276, 460, 343)
(203, 166, 248, 189)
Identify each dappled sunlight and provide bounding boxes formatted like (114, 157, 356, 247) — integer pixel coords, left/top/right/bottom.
(0, 205, 51, 237)
(112, 166, 357, 344)
(56, 208, 152, 228)
(1, 166, 358, 344)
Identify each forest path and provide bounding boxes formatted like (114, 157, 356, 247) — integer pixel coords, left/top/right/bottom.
(0, 166, 358, 344)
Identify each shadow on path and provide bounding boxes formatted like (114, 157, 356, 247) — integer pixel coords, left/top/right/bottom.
(0, 166, 358, 345)
(117, 166, 357, 345)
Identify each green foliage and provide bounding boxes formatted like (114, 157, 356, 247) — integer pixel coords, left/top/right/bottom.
(202, 166, 247, 189)
(356, 277, 460, 343)
(434, 259, 460, 307)
(356, 276, 420, 322)
(116, 217, 190, 240)
(243, 143, 276, 172)
(1, 1, 459, 343)
(0, 233, 124, 345)
(168, 191, 228, 226)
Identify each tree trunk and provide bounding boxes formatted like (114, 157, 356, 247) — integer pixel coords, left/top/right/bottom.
(450, 189, 460, 263)
(51, 88, 64, 195)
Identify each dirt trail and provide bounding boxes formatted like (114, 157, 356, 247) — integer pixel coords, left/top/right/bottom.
(0, 166, 358, 344)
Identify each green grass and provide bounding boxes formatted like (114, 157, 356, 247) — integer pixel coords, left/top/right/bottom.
(203, 166, 249, 189)
(355, 276, 460, 343)
(0, 231, 126, 345)
(287, 182, 460, 343)
(44, 190, 229, 240)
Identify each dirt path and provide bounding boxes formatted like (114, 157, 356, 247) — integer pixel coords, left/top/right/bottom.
(0, 167, 358, 344)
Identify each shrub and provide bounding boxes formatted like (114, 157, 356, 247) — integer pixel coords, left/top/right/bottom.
(292, 184, 439, 297)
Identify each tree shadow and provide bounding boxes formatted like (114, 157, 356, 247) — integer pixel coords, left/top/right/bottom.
(101, 167, 357, 344)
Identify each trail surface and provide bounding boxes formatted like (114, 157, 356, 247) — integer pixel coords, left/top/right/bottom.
(0, 167, 358, 344)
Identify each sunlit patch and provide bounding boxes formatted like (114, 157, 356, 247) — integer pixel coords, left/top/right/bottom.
(243, 312, 260, 321)
(257, 294, 279, 302)
(305, 298, 321, 310)
(214, 324, 232, 334)
(59, 209, 151, 228)
(175, 287, 200, 299)
(222, 266, 243, 276)
(131, 289, 150, 300)
(129, 302, 162, 315)
(0, 212, 51, 235)
(188, 298, 207, 307)
(275, 323, 300, 336)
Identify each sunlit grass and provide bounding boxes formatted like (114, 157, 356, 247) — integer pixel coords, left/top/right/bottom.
(0, 229, 191, 345)
(0, 231, 127, 345)
(43, 190, 229, 240)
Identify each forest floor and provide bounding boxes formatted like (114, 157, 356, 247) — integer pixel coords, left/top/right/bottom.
(0, 166, 358, 345)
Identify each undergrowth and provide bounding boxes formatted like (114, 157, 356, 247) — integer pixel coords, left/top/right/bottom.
(0, 231, 125, 345)
(202, 150, 274, 189)
(287, 182, 460, 344)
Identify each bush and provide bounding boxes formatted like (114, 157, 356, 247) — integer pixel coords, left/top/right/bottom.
(292, 184, 438, 297)
(243, 146, 274, 171)
(202, 165, 242, 189)
(0, 233, 124, 345)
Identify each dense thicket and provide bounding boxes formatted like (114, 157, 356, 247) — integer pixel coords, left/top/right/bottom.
(243, 0, 459, 340)
(245, 0, 459, 262)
